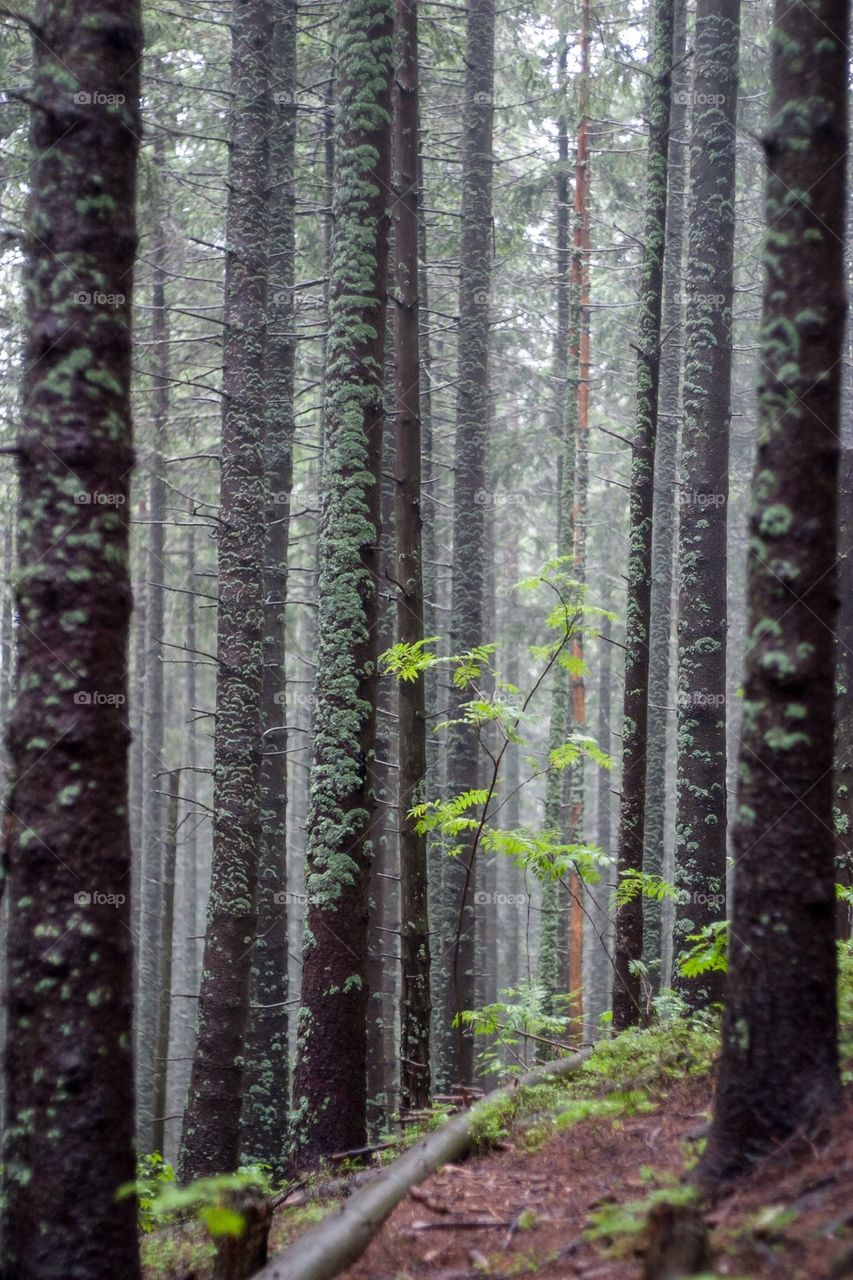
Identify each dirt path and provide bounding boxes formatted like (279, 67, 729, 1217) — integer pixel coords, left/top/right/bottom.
(326, 1079, 853, 1280)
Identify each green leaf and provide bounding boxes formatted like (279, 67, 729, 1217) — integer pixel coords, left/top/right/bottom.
(616, 870, 677, 906)
(200, 1205, 246, 1238)
(678, 921, 729, 978)
(379, 637, 439, 682)
(551, 734, 613, 773)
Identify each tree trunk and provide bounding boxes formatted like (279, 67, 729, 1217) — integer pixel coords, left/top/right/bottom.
(836, 449, 853, 938)
(242, 0, 298, 1176)
(290, 0, 394, 1167)
(184, 521, 202, 980)
(214, 1193, 271, 1280)
(129, 559, 147, 945)
(443, 0, 495, 1087)
(418, 158, 452, 1092)
(152, 770, 180, 1156)
(538, 33, 572, 1006)
(612, 0, 674, 1031)
(366, 345, 398, 1133)
(700, 0, 848, 1183)
(394, 0, 432, 1112)
(672, 0, 741, 1008)
(499, 545, 522, 998)
(179, 0, 272, 1180)
(0, 0, 143, 1273)
(567, 0, 592, 1032)
(587, 602, 615, 1029)
(642, 0, 688, 987)
(136, 127, 170, 1149)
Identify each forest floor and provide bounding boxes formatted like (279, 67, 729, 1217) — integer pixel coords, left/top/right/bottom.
(144, 979, 853, 1280)
(318, 1073, 853, 1280)
(268, 1011, 853, 1280)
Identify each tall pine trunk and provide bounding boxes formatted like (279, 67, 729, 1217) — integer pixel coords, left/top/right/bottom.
(179, 0, 272, 1179)
(700, 0, 848, 1184)
(290, 0, 394, 1167)
(394, 0, 432, 1112)
(443, 0, 495, 1087)
(242, 0, 298, 1175)
(567, 0, 592, 1030)
(538, 34, 572, 1004)
(642, 0, 688, 985)
(611, 0, 674, 1030)
(587, 600, 614, 1028)
(1, 0, 142, 1273)
(836, 448, 853, 936)
(672, 0, 741, 1007)
(138, 128, 171, 1149)
(152, 770, 180, 1157)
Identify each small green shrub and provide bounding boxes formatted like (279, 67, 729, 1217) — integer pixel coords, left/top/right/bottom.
(584, 1185, 698, 1244)
(121, 1164, 271, 1239)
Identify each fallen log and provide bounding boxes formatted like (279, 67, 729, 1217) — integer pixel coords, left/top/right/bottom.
(250, 1051, 589, 1280)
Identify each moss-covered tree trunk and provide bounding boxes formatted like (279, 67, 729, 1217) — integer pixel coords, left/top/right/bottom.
(567, 0, 592, 1030)
(672, 0, 741, 1008)
(0, 0, 142, 1273)
(416, 160, 448, 1086)
(642, 0, 688, 986)
(366, 347, 398, 1133)
(611, 0, 674, 1031)
(701, 0, 848, 1184)
(393, 0, 432, 1112)
(179, 0, 272, 1180)
(442, 0, 495, 1088)
(290, 0, 394, 1166)
(538, 34, 572, 1005)
(241, 0, 297, 1176)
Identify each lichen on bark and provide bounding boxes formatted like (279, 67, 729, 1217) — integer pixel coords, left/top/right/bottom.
(289, 0, 395, 1167)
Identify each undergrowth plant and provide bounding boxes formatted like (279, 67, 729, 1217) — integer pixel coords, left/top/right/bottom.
(584, 1185, 698, 1249)
(469, 1014, 721, 1157)
(457, 980, 578, 1075)
(839, 941, 853, 1076)
(381, 559, 615, 1061)
(120, 1160, 271, 1238)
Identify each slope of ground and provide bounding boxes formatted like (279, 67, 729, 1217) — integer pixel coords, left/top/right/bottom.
(145, 958, 853, 1279)
(325, 1074, 853, 1280)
